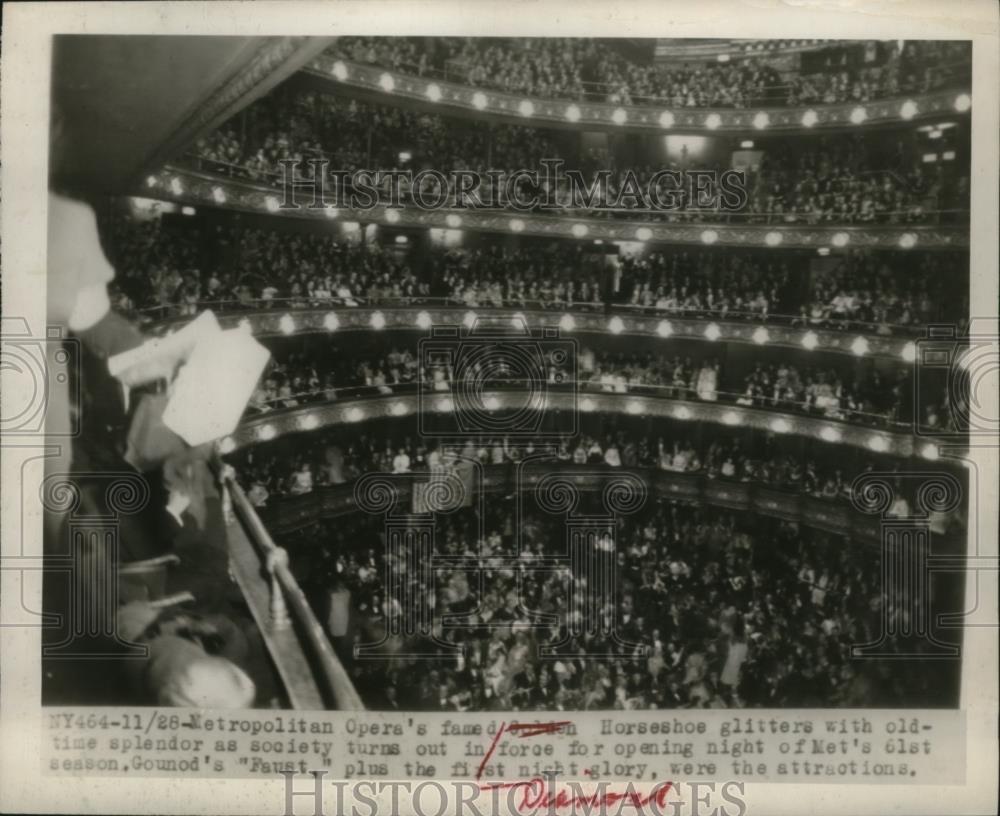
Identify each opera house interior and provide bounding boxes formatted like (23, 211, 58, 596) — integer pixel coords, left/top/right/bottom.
(43, 35, 972, 712)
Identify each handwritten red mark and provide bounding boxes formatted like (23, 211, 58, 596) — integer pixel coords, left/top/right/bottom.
(507, 721, 573, 739)
(475, 721, 572, 780)
(478, 777, 675, 812)
(476, 722, 508, 781)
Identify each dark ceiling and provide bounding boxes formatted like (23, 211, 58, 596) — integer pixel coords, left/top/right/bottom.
(50, 35, 330, 196)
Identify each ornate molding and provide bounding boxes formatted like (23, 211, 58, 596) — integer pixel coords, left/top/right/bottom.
(306, 55, 971, 135)
(145, 166, 970, 250)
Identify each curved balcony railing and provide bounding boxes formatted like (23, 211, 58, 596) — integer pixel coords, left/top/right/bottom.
(179, 152, 969, 227)
(222, 468, 364, 710)
(144, 166, 970, 249)
(139, 301, 932, 364)
(305, 54, 972, 134)
(251, 461, 895, 545)
(224, 386, 942, 460)
(414, 55, 974, 111)
(328, 49, 834, 103)
(242, 379, 916, 434)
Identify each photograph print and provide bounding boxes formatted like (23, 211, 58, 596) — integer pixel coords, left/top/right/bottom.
(41, 33, 975, 715)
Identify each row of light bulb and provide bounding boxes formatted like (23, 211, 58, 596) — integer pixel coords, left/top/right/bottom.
(158, 176, 922, 253)
(275, 311, 918, 361)
(331, 61, 971, 128)
(233, 401, 939, 460)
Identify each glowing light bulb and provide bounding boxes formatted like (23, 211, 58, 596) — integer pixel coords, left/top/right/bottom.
(820, 427, 841, 443)
(867, 435, 888, 453)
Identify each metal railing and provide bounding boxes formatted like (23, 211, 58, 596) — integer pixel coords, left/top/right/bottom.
(221, 467, 364, 710)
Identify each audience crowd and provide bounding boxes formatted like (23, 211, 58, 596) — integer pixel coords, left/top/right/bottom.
(190, 90, 969, 224)
(229, 417, 913, 510)
(329, 37, 970, 109)
(248, 334, 925, 429)
(279, 494, 956, 710)
(105, 213, 965, 336)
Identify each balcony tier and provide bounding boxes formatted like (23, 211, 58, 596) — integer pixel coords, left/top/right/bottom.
(144, 166, 970, 249)
(306, 55, 971, 135)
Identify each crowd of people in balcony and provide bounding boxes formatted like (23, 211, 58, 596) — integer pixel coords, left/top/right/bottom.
(105, 212, 965, 338)
(248, 333, 924, 429)
(229, 416, 919, 512)
(278, 494, 957, 710)
(188, 89, 968, 224)
(328, 37, 970, 109)
(733, 362, 908, 423)
(248, 344, 724, 410)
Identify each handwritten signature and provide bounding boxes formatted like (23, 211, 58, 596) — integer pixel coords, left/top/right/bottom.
(475, 720, 675, 813)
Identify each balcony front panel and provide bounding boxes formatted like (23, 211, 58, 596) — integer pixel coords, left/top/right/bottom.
(146, 304, 928, 364)
(254, 461, 889, 544)
(143, 167, 970, 250)
(306, 56, 972, 135)
(228, 389, 939, 459)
